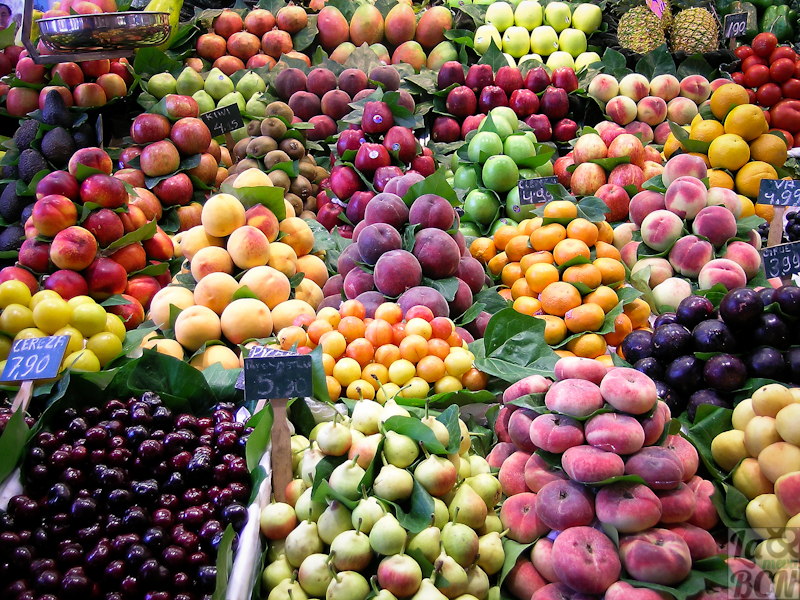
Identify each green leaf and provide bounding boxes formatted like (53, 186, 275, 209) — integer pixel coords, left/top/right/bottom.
(311, 344, 332, 404)
(100, 220, 157, 255)
(635, 45, 677, 79)
(258, 0, 287, 12)
(245, 403, 274, 472)
(327, 0, 356, 21)
(0, 410, 29, 483)
(202, 362, 244, 405)
(74, 162, 107, 183)
(499, 540, 534, 587)
(383, 415, 454, 455)
(421, 277, 460, 302)
(387, 478, 436, 534)
(677, 54, 716, 80)
(212, 525, 235, 600)
(616, 286, 643, 305)
(16, 169, 49, 197)
(293, 14, 318, 52)
(642, 174, 666, 193)
(99, 294, 133, 307)
(589, 156, 630, 171)
(135, 47, 183, 82)
(402, 166, 459, 207)
(456, 302, 485, 326)
(474, 287, 511, 315)
(599, 47, 632, 80)
(129, 262, 169, 278)
(221, 183, 286, 220)
(232, 285, 259, 301)
(343, 44, 384, 75)
(478, 38, 508, 73)
(684, 406, 733, 481)
(736, 215, 766, 238)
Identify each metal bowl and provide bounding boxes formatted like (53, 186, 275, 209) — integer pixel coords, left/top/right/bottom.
(38, 11, 171, 53)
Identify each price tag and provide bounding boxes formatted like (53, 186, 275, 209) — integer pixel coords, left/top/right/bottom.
(762, 241, 800, 278)
(518, 176, 558, 206)
(241, 346, 313, 400)
(757, 179, 800, 206)
(0, 335, 69, 383)
(200, 104, 245, 138)
(723, 13, 748, 39)
(646, 0, 665, 19)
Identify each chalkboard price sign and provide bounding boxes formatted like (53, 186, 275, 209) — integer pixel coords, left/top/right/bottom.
(757, 179, 800, 206)
(1, 335, 69, 383)
(723, 13, 748, 38)
(200, 104, 245, 137)
(762, 241, 800, 279)
(243, 346, 313, 400)
(518, 176, 558, 206)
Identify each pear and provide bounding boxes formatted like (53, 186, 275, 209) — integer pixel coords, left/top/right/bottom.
(269, 573, 309, 600)
(298, 553, 334, 597)
(267, 538, 286, 562)
(369, 513, 407, 556)
(457, 455, 471, 479)
(300, 448, 325, 487)
(329, 456, 366, 501)
(176, 66, 205, 97)
(468, 455, 491, 476)
(371, 575, 399, 600)
(349, 433, 382, 469)
(291, 435, 310, 472)
(379, 398, 411, 426)
(414, 449, 458, 498)
(351, 495, 386, 533)
(374, 462, 414, 502)
(236, 70, 267, 100)
(408, 516, 441, 564)
(351, 429, 365, 444)
(352, 399, 383, 435)
(458, 419, 472, 455)
(218, 90, 246, 112)
(412, 578, 449, 600)
(477, 531, 506, 575)
(421, 402, 450, 447)
(327, 569, 370, 600)
(295, 487, 326, 522)
(330, 521, 373, 571)
(486, 587, 500, 600)
(192, 89, 216, 114)
(465, 474, 502, 512)
(377, 553, 424, 597)
(384, 431, 420, 468)
(448, 484, 487, 529)
(446, 454, 461, 477)
(316, 414, 352, 457)
(433, 498, 450, 529)
(285, 518, 324, 567)
(441, 522, 479, 568)
(434, 545, 469, 599)
(465, 565, 489, 600)
(205, 67, 234, 101)
(477, 511, 503, 536)
(246, 95, 267, 117)
(453, 596, 480, 600)
(318, 500, 353, 545)
(262, 554, 294, 594)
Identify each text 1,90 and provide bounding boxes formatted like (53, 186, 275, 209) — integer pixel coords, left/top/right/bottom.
(4, 354, 51, 381)
(724, 13, 748, 38)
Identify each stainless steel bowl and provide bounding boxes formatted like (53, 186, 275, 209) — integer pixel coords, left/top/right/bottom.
(38, 11, 171, 53)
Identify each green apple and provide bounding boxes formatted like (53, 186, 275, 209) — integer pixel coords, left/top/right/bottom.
(504, 53, 517, 67)
(483, 155, 519, 193)
(535, 160, 554, 177)
(515, 0, 543, 30)
(518, 168, 537, 179)
(218, 91, 246, 112)
(491, 107, 519, 133)
(574, 51, 602, 72)
(503, 134, 536, 164)
(236, 71, 267, 101)
(473, 0, 494, 5)
(530, 26, 559, 56)
(506, 186, 536, 221)
(518, 53, 543, 67)
(464, 189, 501, 226)
(490, 217, 518, 235)
(544, 1, 572, 33)
(148, 72, 177, 99)
(473, 25, 502, 56)
(204, 67, 234, 101)
(523, 131, 538, 145)
(459, 221, 482, 237)
(468, 131, 503, 163)
(571, 3, 602, 35)
(486, 1, 515, 32)
(245, 95, 267, 117)
(176, 67, 205, 97)
(558, 28, 586, 58)
(192, 90, 216, 114)
(502, 26, 531, 58)
(231, 125, 249, 143)
(454, 165, 479, 190)
(546, 51, 575, 71)
(449, 0, 471, 8)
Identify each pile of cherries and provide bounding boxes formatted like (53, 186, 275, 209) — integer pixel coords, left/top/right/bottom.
(0, 394, 253, 600)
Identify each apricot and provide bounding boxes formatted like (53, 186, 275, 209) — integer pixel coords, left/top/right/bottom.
(174, 305, 221, 352)
(220, 298, 273, 344)
(201, 193, 246, 238)
(268, 242, 298, 278)
(149, 286, 195, 329)
(190, 246, 234, 281)
(279, 217, 315, 257)
(227, 225, 270, 269)
(143, 337, 184, 361)
(189, 345, 240, 370)
(294, 279, 324, 311)
(296, 255, 328, 289)
(180, 225, 225, 262)
(193, 272, 240, 315)
(238, 265, 291, 309)
(271, 299, 315, 332)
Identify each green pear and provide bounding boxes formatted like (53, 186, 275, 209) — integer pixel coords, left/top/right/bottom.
(465, 474, 502, 512)
(176, 66, 205, 97)
(285, 518, 324, 568)
(433, 498, 449, 529)
(441, 522, 479, 568)
(262, 554, 294, 594)
(414, 452, 457, 498)
(316, 415, 353, 457)
(268, 574, 309, 600)
(374, 462, 414, 502)
(329, 456, 366, 501)
(434, 546, 469, 599)
(327, 570, 370, 600)
(412, 578, 448, 600)
(458, 420, 472, 455)
(477, 511, 503, 536)
(468, 455, 491, 476)
(486, 588, 500, 600)
(291, 435, 310, 472)
(266, 538, 286, 562)
(300, 448, 325, 487)
(351, 496, 386, 533)
(204, 67, 234, 101)
(218, 91, 246, 112)
(379, 398, 411, 425)
(352, 399, 383, 435)
(457, 455, 472, 480)
(246, 95, 267, 117)
(295, 487, 326, 522)
(318, 500, 353, 545)
(148, 72, 177, 99)
(449, 483, 488, 529)
(371, 575, 399, 600)
(369, 513, 407, 556)
(383, 431, 419, 468)
(466, 566, 489, 600)
(330, 526, 372, 572)
(192, 90, 216, 115)
(477, 531, 506, 575)
(298, 553, 334, 597)
(421, 403, 449, 446)
(408, 517, 442, 564)
(236, 71, 267, 101)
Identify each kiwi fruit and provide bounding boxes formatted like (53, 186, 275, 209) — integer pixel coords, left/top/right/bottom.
(266, 101, 294, 123)
(300, 210, 316, 220)
(285, 192, 303, 216)
(268, 170, 291, 191)
(303, 195, 317, 212)
(261, 116, 287, 139)
(279, 138, 305, 160)
(301, 154, 316, 167)
(236, 158, 260, 172)
(314, 166, 328, 184)
(247, 136, 277, 158)
(264, 150, 291, 170)
(233, 137, 252, 162)
(247, 119, 262, 137)
(298, 160, 316, 181)
(290, 175, 312, 199)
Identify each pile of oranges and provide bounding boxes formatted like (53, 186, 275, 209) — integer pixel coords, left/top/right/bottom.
(469, 200, 651, 363)
(266, 299, 488, 402)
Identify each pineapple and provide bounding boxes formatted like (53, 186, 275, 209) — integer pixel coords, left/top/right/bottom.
(617, 6, 667, 54)
(669, 7, 719, 54)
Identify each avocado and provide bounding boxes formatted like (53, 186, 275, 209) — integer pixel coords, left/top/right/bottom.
(18, 149, 48, 184)
(0, 225, 25, 252)
(41, 127, 75, 168)
(13, 119, 39, 152)
(20, 202, 34, 225)
(42, 89, 71, 128)
(2, 165, 18, 180)
(0, 183, 24, 223)
(73, 122, 96, 150)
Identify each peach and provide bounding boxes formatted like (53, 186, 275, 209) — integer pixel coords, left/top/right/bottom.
(608, 133, 645, 167)
(554, 356, 607, 384)
(296, 255, 329, 290)
(498, 451, 532, 496)
(529, 414, 585, 453)
(654, 121, 672, 145)
(665, 435, 698, 481)
(606, 95, 638, 126)
(625, 447, 684, 490)
(698, 259, 747, 291)
(190, 246, 233, 281)
(644, 145, 662, 163)
(600, 367, 658, 414)
(656, 482, 696, 523)
(663, 523, 718, 561)
(625, 121, 654, 144)
(649, 75, 681, 102)
(679, 75, 712, 104)
(32, 195, 78, 237)
(643, 160, 665, 181)
(732, 458, 774, 501)
(692, 206, 737, 249)
(174, 305, 221, 352)
(508, 408, 538, 453)
(637, 96, 668, 126)
(662, 153, 708, 187)
(721, 241, 762, 281)
(758, 442, 800, 483)
(572, 133, 607, 165)
(669, 235, 714, 279)
(614, 223, 639, 250)
(642, 401, 670, 446)
(524, 452, 568, 493)
(551, 526, 621, 594)
(495, 406, 513, 443)
(596, 482, 662, 533)
(220, 298, 273, 344)
(706, 186, 742, 219)
(562, 445, 624, 483)
(227, 225, 270, 269)
(487, 441, 517, 470)
(608, 163, 645, 191)
(193, 272, 239, 315)
(238, 265, 291, 310)
(503, 374, 552, 403)
(605, 581, 672, 600)
(545, 379, 604, 418)
(499, 492, 550, 543)
(295, 279, 323, 311)
(588, 74, 620, 104)
(149, 286, 195, 328)
(665, 176, 707, 219)
(652, 277, 693, 311)
(641, 209, 684, 252)
(585, 412, 645, 455)
(619, 73, 650, 102)
(631, 257, 674, 288)
(629, 191, 666, 227)
(505, 559, 547, 600)
(621, 242, 640, 270)
(531, 538, 559, 583)
(51, 226, 97, 271)
(535, 480, 595, 530)
(666, 97, 699, 125)
(143, 227, 174, 262)
(570, 162, 606, 196)
(600, 124, 627, 147)
(774, 471, 800, 516)
(619, 528, 692, 585)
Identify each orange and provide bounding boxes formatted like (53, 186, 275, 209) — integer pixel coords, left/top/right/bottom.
(519, 217, 543, 235)
(530, 223, 567, 251)
(710, 83, 750, 120)
(553, 238, 591, 265)
(583, 286, 619, 313)
(487, 251, 509, 276)
(739, 195, 755, 218)
(534, 314, 568, 345)
(543, 200, 578, 219)
(554, 350, 576, 358)
(603, 313, 633, 347)
(566, 333, 607, 358)
(498, 288, 513, 301)
(564, 303, 606, 334)
(539, 281, 582, 317)
(513, 296, 543, 316)
(595, 241, 621, 261)
(505, 235, 534, 262)
(754, 202, 774, 222)
(735, 161, 778, 198)
(594, 257, 626, 287)
(511, 277, 534, 300)
(690, 119, 724, 143)
(708, 133, 750, 171)
(689, 152, 711, 167)
(566, 218, 599, 246)
(562, 263, 603, 289)
(623, 298, 651, 329)
(520, 251, 554, 272)
(749, 134, 788, 169)
(724, 104, 768, 141)
(663, 133, 684, 159)
(596, 221, 614, 245)
(525, 262, 560, 294)
(470, 238, 496, 264)
(708, 169, 734, 190)
(595, 354, 614, 368)
(501, 262, 524, 287)
(494, 225, 520, 251)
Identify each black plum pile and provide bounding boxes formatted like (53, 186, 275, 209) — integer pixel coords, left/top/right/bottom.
(620, 286, 800, 419)
(0, 394, 252, 600)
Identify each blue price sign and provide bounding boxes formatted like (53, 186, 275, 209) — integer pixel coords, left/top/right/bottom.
(239, 346, 313, 399)
(1, 335, 70, 383)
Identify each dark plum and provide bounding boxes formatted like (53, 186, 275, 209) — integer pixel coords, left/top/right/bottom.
(676, 295, 715, 330)
(634, 357, 665, 381)
(653, 312, 679, 329)
(703, 354, 747, 392)
(759, 287, 776, 306)
(775, 285, 800, 317)
(719, 287, 764, 328)
(687, 389, 732, 422)
(655, 381, 684, 415)
(664, 355, 704, 397)
(745, 347, 787, 380)
(651, 324, 692, 362)
(752, 313, 790, 349)
(692, 320, 736, 353)
(620, 329, 653, 363)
